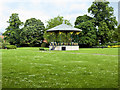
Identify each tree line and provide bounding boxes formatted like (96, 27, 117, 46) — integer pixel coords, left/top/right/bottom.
(3, 0, 119, 47)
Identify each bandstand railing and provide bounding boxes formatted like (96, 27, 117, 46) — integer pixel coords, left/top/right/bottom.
(50, 42, 78, 46)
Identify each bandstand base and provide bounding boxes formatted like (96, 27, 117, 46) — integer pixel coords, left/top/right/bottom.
(49, 45, 79, 50)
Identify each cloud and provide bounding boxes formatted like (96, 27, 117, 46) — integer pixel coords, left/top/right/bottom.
(0, 0, 118, 33)
(0, 2, 51, 32)
(69, 3, 90, 11)
(64, 13, 86, 26)
(9, 8, 50, 23)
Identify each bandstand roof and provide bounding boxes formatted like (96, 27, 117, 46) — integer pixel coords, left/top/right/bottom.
(46, 24, 82, 32)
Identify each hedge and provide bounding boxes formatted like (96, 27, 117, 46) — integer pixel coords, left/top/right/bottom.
(41, 42, 46, 47)
(6, 45, 17, 49)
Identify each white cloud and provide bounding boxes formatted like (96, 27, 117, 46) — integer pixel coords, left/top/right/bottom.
(64, 14, 83, 26)
(0, 0, 9, 32)
(1, 0, 119, 3)
(69, 3, 89, 11)
(0, 0, 118, 32)
(0, 3, 51, 32)
(0, 2, 3, 16)
(10, 8, 50, 23)
(65, 14, 83, 20)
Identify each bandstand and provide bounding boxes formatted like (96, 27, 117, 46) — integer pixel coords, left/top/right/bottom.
(46, 23, 82, 50)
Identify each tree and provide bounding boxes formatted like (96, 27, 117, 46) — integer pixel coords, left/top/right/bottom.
(44, 16, 72, 43)
(75, 15, 97, 47)
(20, 18, 45, 46)
(112, 24, 120, 42)
(88, 0, 118, 44)
(43, 32, 56, 43)
(3, 13, 23, 45)
(118, 25, 120, 42)
(75, 15, 93, 25)
(46, 15, 72, 30)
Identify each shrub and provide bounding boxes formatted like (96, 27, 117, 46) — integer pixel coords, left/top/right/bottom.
(111, 45, 120, 48)
(106, 42, 120, 46)
(6, 45, 17, 49)
(110, 43, 115, 46)
(118, 42, 120, 45)
(41, 42, 46, 47)
(92, 45, 108, 48)
(108, 45, 111, 48)
(1, 41, 10, 49)
(0, 42, 2, 48)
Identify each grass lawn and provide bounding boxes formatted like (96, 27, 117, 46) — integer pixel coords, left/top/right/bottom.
(2, 47, 118, 88)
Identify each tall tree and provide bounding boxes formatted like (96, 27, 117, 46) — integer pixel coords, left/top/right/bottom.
(46, 15, 72, 30)
(88, 0, 118, 44)
(75, 15, 97, 47)
(3, 13, 23, 45)
(112, 24, 120, 42)
(75, 15, 93, 25)
(20, 18, 45, 46)
(118, 24, 120, 42)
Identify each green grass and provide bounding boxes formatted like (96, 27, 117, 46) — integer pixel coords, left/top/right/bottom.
(2, 48, 118, 88)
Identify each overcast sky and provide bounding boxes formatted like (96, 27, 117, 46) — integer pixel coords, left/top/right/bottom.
(0, 0, 119, 33)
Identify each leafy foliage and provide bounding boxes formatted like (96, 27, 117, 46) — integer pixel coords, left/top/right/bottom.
(41, 42, 47, 47)
(3, 13, 23, 45)
(46, 16, 72, 30)
(57, 32, 71, 43)
(75, 0, 118, 47)
(1, 41, 10, 49)
(88, 0, 117, 44)
(112, 24, 120, 42)
(44, 32, 71, 43)
(6, 45, 17, 49)
(43, 32, 56, 43)
(44, 16, 72, 43)
(75, 15, 93, 25)
(75, 15, 97, 47)
(20, 18, 45, 46)
(0, 37, 3, 42)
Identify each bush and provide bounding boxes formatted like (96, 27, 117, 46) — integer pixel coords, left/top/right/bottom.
(106, 42, 120, 46)
(0, 42, 2, 48)
(6, 45, 17, 49)
(41, 42, 46, 47)
(1, 41, 10, 49)
(118, 42, 120, 45)
(111, 45, 120, 48)
(92, 45, 108, 48)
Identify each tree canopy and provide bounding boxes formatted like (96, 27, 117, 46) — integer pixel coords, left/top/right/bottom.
(20, 18, 45, 46)
(46, 16, 72, 30)
(88, 0, 117, 44)
(3, 13, 23, 45)
(74, 0, 118, 47)
(112, 24, 120, 42)
(75, 15, 97, 47)
(75, 15, 93, 25)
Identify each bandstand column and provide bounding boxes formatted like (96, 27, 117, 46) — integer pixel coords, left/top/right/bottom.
(70, 32, 73, 45)
(59, 31, 62, 46)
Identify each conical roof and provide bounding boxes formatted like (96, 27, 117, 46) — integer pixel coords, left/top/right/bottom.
(46, 24, 82, 32)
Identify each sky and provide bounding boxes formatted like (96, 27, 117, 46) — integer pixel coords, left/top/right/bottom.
(0, 0, 119, 33)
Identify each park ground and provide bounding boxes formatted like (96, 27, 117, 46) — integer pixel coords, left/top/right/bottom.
(1, 48, 118, 88)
